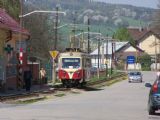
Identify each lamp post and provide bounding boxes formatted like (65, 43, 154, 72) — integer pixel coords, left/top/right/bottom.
(105, 34, 108, 77)
(97, 35, 100, 79)
(54, 6, 59, 50)
(88, 17, 90, 53)
(107, 28, 116, 75)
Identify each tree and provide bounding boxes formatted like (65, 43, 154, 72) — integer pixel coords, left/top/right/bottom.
(0, 0, 20, 20)
(23, 1, 64, 60)
(114, 27, 134, 44)
(137, 54, 152, 71)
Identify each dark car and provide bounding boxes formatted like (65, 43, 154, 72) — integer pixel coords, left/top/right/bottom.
(145, 79, 160, 115)
(128, 71, 143, 83)
(90, 67, 98, 75)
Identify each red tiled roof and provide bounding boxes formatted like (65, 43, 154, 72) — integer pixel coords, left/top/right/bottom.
(0, 8, 29, 35)
(127, 27, 149, 41)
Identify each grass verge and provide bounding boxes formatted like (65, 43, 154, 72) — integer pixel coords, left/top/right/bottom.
(16, 96, 47, 104)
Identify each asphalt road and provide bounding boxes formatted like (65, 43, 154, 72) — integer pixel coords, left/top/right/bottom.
(0, 71, 160, 120)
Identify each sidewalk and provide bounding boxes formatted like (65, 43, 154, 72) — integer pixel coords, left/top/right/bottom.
(0, 84, 54, 97)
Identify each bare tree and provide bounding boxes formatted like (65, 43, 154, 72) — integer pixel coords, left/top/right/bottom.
(23, 2, 64, 60)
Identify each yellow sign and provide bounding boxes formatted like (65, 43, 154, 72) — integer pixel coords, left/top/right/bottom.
(105, 60, 108, 64)
(49, 51, 59, 59)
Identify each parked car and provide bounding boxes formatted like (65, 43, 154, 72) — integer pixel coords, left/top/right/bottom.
(128, 71, 142, 83)
(90, 67, 98, 74)
(145, 79, 160, 115)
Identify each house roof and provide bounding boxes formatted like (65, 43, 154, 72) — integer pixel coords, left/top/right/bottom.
(0, 9, 29, 35)
(127, 27, 149, 41)
(115, 42, 144, 53)
(90, 42, 127, 55)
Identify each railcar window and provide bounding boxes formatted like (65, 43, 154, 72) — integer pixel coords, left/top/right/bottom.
(62, 58, 80, 69)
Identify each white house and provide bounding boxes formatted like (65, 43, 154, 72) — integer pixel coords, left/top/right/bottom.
(90, 41, 127, 68)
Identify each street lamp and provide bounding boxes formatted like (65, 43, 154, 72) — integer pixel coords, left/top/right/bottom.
(107, 28, 116, 75)
(19, 6, 66, 84)
(19, 10, 66, 18)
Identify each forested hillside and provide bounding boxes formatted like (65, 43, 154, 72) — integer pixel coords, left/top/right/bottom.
(25, 0, 155, 27)
(22, 0, 156, 58)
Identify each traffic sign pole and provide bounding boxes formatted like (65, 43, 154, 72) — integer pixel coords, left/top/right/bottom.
(52, 58, 56, 84)
(49, 51, 59, 84)
(127, 56, 136, 70)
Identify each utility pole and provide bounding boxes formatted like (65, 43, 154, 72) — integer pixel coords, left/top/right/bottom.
(88, 17, 90, 53)
(101, 40, 104, 67)
(113, 41, 116, 68)
(54, 6, 58, 50)
(97, 35, 100, 79)
(17, 0, 24, 90)
(111, 41, 114, 75)
(155, 36, 157, 71)
(52, 6, 59, 84)
(105, 34, 108, 77)
(70, 12, 77, 48)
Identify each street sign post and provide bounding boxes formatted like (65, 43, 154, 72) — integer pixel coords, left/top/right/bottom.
(49, 51, 59, 59)
(127, 56, 135, 64)
(49, 51, 59, 84)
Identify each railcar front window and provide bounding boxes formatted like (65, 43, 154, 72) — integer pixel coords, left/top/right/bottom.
(62, 58, 80, 69)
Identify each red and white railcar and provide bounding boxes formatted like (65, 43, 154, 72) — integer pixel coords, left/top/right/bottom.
(58, 48, 91, 87)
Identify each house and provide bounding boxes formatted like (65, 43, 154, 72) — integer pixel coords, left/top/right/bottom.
(115, 42, 144, 70)
(127, 27, 160, 69)
(0, 9, 30, 91)
(90, 41, 127, 68)
(128, 27, 160, 59)
(115, 42, 144, 61)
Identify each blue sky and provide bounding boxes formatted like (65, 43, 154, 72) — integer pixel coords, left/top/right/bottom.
(96, 0, 159, 8)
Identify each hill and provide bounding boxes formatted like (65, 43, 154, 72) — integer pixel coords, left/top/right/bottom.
(24, 0, 155, 27)
(22, 0, 157, 56)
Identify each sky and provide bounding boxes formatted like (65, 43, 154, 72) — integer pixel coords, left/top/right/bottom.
(96, 0, 159, 9)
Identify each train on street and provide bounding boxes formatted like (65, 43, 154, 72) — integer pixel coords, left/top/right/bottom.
(58, 48, 91, 87)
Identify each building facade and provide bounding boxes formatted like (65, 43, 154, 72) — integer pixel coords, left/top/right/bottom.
(0, 9, 30, 91)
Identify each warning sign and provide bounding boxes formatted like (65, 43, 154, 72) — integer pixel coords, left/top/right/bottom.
(49, 51, 59, 59)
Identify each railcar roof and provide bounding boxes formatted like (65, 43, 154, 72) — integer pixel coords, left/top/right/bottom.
(59, 51, 90, 57)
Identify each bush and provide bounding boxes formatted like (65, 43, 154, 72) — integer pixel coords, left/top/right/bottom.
(137, 54, 152, 71)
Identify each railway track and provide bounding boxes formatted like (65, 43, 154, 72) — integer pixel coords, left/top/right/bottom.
(0, 87, 73, 102)
(0, 73, 126, 102)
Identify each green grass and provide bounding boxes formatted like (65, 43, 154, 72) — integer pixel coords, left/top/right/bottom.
(16, 97, 47, 104)
(54, 93, 66, 97)
(89, 70, 123, 83)
(91, 74, 127, 88)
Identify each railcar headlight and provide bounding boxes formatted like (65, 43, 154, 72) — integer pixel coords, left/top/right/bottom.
(76, 71, 80, 74)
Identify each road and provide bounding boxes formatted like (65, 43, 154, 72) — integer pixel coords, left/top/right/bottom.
(0, 71, 160, 120)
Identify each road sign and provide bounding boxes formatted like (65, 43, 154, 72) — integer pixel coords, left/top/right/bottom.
(105, 60, 108, 65)
(49, 51, 59, 59)
(127, 56, 135, 64)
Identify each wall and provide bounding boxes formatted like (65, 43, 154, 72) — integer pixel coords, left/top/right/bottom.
(140, 34, 160, 56)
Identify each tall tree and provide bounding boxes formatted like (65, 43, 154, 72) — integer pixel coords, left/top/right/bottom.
(114, 27, 133, 42)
